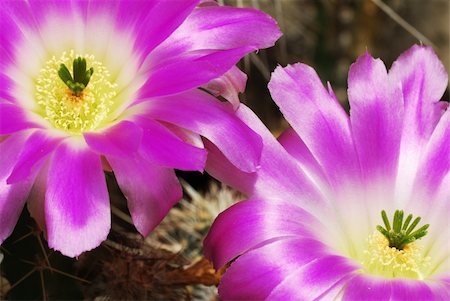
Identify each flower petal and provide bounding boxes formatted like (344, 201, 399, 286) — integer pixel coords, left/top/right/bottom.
(343, 275, 392, 301)
(0, 102, 42, 134)
(166, 5, 281, 51)
(140, 89, 262, 173)
(343, 276, 437, 301)
(45, 140, 110, 257)
(0, 132, 36, 243)
(137, 46, 254, 99)
(268, 64, 360, 189)
(7, 130, 61, 184)
(205, 104, 326, 206)
(114, 0, 199, 60)
(134, 117, 207, 172)
(348, 51, 403, 184)
(412, 111, 449, 201)
(202, 66, 247, 109)
(391, 45, 448, 202)
(204, 199, 320, 269)
(277, 127, 329, 189)
(107, 153, 182, 237)
(218, 237, 330, 300)
(267, 255, 357, 300)
(83, 120, 143, 157)
(390, 45, 448, 142)
(27, 161, 49, 232)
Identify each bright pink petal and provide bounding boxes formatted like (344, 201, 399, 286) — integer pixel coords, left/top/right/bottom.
(0, 132, 35, 243)
(27, 161, 48, 232)
(205, 104, 326, 207)
(134, 117, 207, 172)
(149, 4, 281, 64)
(412, 111, 449, 200)
(168, 5, 281, 51)
(203, 66, 247, 109)
(348, 51, 403, 184)
(277, 127, 329, 188)
(343, 276, 439, 301)
(390, 45, 448, 142)
(268, 64, 360, 189)
(137, 47, 253, 99)
(0, 74, 15, 103)
(27, 0, 199, 62)
(204, 199, 321, 269)
(141, 89, 262, 173)
(218, 237, 330, 300)
(343, 275, 392, 301)
(137, 4, 281, 98)
(0, 102, 42, 134)
(45, 140, 110, 257)
(107, 153, 182, 237)
(7, 130, 61, 183)
(267, 255, 357, 300)
(84, 120, 143, 157)
(114, 0, 199, 60)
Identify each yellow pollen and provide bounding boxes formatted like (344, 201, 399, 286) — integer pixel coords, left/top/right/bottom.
(35, 50, 117, 133)
(362, 231, 430, 279)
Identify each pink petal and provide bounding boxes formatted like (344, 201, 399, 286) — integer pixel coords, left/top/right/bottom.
(277, 127, 329, 189)
(169, 5, 281, 51)
(137, 46, 254, 99)
(141, 89, 262, 173)
(202, 66, 247, 109)
(390, 45, 448, 143)
(0, 132, 35, 243)
(268, 64, 360, 189)
(0, 73, 16, 103)
(412, 111, 449, 201)
(204, 199, 320, 269)
(27, 0, 199, 63)
(0, 102, 42, 134)
(343, 275, 392, 301)
(205, 104, 326, 207)
(134, 117, 207, 172)
(27, 161, 49, 232)
(115, 0, 199, 60)
(45, 140, 110, 257)
(83, 120, 143, 157)
(137, 3, 281, 98)
(348, 51, 403, 184)
(107, 153, 182, 237)
(343, 276, 439, 301)
(218, 237, 330, 300)
(7, 130, 61, 183)
(267, 255, 358, 300)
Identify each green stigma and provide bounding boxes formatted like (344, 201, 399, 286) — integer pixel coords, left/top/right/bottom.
(376, 210, 429, 250)
(58, 57, 94, 96)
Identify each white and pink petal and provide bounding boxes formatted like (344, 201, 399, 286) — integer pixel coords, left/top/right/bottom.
(45, 139, 110, 257)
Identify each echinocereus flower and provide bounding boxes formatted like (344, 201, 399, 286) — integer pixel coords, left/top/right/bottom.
(0, 0, 281, 257)
(204, 45, 449, 299)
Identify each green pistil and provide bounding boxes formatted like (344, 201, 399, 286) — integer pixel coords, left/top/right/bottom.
(376, 210, 429, 250)
(58, 57, 94, 96)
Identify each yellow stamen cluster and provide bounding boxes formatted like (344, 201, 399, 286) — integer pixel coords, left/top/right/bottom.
(362, 231, 430, 279)
(35, 50, 117, 133)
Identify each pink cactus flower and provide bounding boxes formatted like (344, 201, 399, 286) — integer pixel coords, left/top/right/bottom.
(205, 45, 449, 300)
(0, 0, 281, 257)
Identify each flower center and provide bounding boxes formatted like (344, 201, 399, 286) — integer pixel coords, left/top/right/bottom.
(35, 50, 117, 133)
(361, 210, 431, 279)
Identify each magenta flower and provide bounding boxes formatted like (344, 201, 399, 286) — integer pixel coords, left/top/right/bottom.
(0, 0, 281, 257)
(204, 45, 449, 299)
